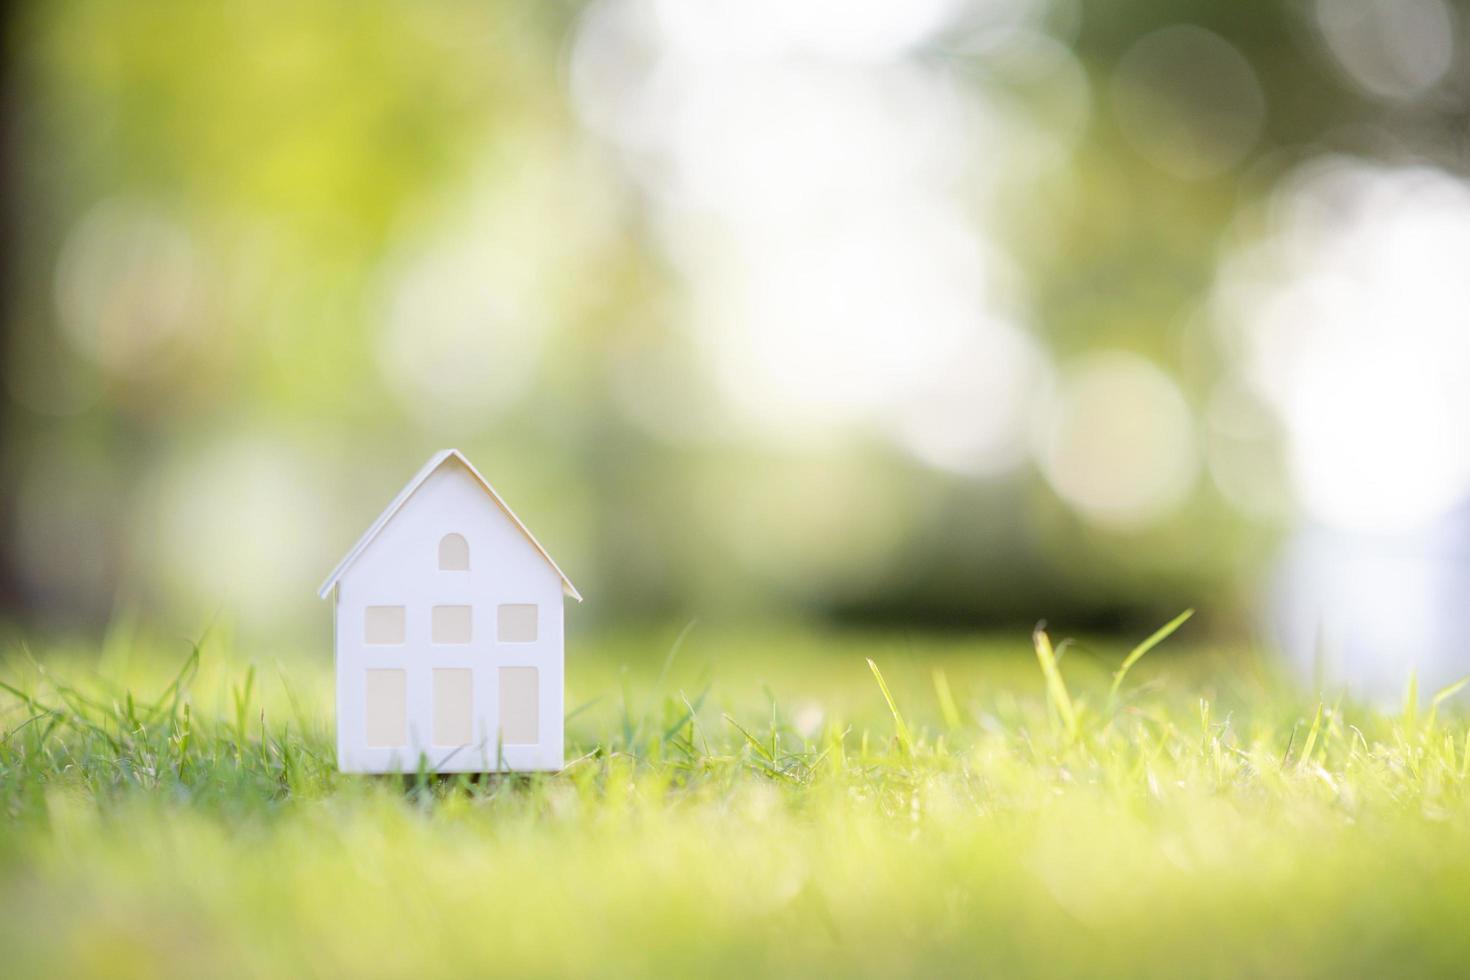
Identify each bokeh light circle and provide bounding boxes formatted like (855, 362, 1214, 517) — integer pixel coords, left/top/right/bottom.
(1215, 160, 1470, 533)
(54, 198, 202, 378)
(1111, 26, 1265, 180)
(891, 319, 1052, 477)
(375, 238, 546, 429)
(1037, 352, 1199, 529)
(1315, 0, 1455, 102)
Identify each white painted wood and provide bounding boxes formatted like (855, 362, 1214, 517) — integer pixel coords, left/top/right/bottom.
(326, 451, 572, 773)
(318, 448, 580, 601)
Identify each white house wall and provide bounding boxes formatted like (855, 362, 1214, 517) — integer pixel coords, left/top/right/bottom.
(335, 458, 565, 773)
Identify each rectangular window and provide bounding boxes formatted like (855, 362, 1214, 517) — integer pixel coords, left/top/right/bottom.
(432, 605, 472, 644)
(432, 668, 473, 747)
(364, 669, 407, 747)
(498, 667, 538, 745)
(497, 604, 538, 643)
(364, 605, 405, 645)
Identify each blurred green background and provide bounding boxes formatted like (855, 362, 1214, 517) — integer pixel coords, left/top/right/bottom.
(4, 0, 1468, 654)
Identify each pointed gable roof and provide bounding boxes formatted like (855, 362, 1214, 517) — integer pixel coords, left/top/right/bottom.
(317, 449, 582, 602)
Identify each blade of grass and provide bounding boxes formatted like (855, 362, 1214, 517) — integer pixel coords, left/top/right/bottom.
(150, 642, 202, 722)
(1107, 609, 1194, 713)
(1032, 624, 1079, 742)
(933, 668, 962, 732)
(564, 696, 604, 724)
(679, 690, 713, 756)
(630, 619, 701, 748)
(1425, 674, 1470, 732)
(1298, 702, 1324, 768)
(655, 618, 698, 693)
(866, 658, 913, 754)
(661, 684, 711, 742)
(1404, 668, 1419, 731)
(723, 714, 775, 763)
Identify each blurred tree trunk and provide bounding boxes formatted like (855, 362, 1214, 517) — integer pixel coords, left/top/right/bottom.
(0, 0, 20, 616)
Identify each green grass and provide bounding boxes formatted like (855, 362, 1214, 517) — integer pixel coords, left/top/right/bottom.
(4, 620, 1470, 978)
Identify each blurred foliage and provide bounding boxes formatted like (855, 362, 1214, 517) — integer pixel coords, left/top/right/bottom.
(3, 0, 1466, 638)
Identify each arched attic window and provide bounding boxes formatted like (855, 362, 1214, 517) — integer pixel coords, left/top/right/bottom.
(439, 533, 470, 570)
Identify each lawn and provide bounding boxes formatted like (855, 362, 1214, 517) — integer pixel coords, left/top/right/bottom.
(3, 618, 1470, 978)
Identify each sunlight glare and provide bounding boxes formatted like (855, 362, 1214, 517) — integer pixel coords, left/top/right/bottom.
(1037, 352, 1199, 529)
(1216, 161, 1470, 532)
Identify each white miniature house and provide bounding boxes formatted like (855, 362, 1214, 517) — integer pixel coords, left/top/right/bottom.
(318, 449, 581, 773)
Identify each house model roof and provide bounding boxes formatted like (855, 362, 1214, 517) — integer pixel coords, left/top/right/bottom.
(317, 448, 582, 602)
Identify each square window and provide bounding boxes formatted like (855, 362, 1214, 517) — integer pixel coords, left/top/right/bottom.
(499, 667, 538, 745)
(433, 668, 473, 746)
(497, 604, 538, 643)
(364, 605, 405, 645)
(432, 605, 472, 644)
(364, 669, 407, 747)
